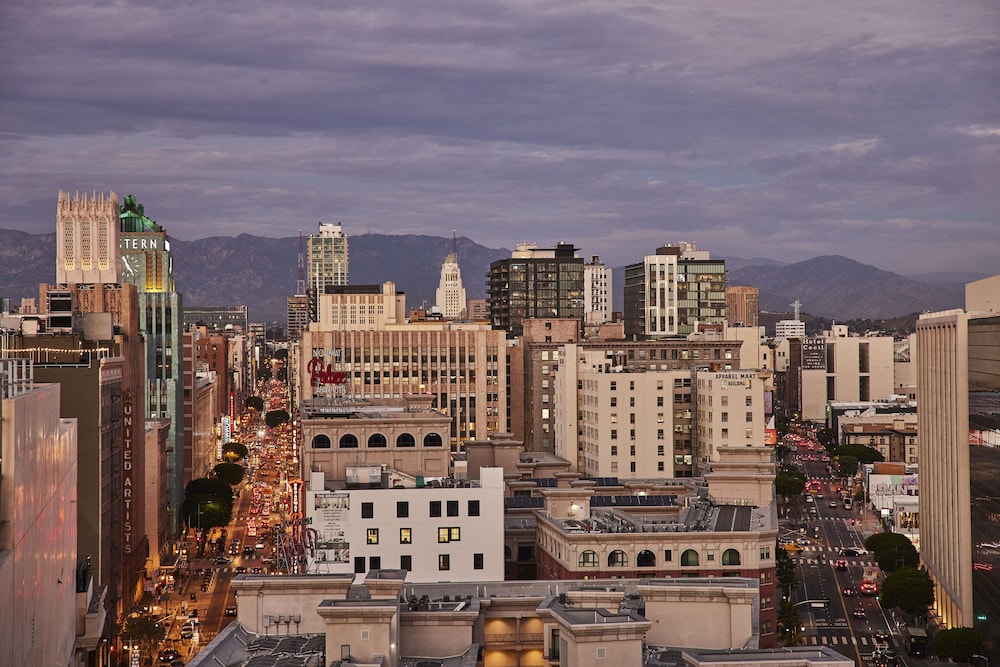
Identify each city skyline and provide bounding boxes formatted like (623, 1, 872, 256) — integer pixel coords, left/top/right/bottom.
(2, 1, 998, 275)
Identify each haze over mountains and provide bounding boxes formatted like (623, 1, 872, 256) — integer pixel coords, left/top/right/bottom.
(0, 229, 973, 326)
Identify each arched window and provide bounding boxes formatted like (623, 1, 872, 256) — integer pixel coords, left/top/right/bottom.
(722, 548, 741, 566)
(637, 549, 656, 567)
(608, 550, 628, 567)
(579, 550, 598, 567)
(339, 434, 359, 449)
(504, 545, 512, 560)
(368, 433, 387, 448)
(396, 433, 416, 448)
(681, 549, 700, 566)
(423, 432, 443, 447)
(312, 434, 331, 449)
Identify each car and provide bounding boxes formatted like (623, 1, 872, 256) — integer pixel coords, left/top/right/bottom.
(782, 542, 803, 552)
(853, 607, 867, 619)
(158, 648, 181, 662)
(243, 546, 255, 556)
(828, 501, 838, 508)
(213, 556, 233, 565)
(840, 548, 861, 557)
(200, 584, 208, 592)
(234, 566, 247, 574)
(180, 629, 194, 639)
(225, 605, 237, 617)
(255, 542, 266, 550)
(835, 559, 849, 570)
(796, 537, 811, 546)
(805, 495, 815, 504)
(843, 586, 857, 597)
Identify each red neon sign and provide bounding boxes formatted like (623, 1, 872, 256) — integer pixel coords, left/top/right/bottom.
(307, 358, 348, 386)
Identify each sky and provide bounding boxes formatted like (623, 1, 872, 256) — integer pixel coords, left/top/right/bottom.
(2, 1, 998, 275)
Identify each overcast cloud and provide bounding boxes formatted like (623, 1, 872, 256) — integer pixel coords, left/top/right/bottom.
(2, 0, 998, 274)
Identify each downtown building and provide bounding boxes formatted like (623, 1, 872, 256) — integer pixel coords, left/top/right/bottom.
(487, 242, 585, 338)
(725, 285, 760, 328)
(623, 242, 727, 338)
(307, 221, 349, 323)
(118, 194, 186, 543)
(916, 274, 1000, 660)
(434, 249, 467, 319)
(295, 282, 509, 447)
(583, 255, 613, 325)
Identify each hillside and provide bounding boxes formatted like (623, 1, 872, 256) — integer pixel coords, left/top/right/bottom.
(0, 229, 971, 325)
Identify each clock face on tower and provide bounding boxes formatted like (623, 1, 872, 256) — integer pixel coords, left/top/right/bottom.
(121, 255, 136, 278)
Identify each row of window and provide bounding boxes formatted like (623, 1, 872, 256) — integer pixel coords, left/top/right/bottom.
(365, 526, 462, 545)
(578, 547, 743, 568)
(361, 500, 481, 519)
(312, 432, 443, 448)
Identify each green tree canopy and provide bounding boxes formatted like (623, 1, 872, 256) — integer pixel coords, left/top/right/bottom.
(931, 627, 984, 663)
(121, 609, 166, 658)
(835, 443, 884, 464)
(265, 409, 291, 428)
(185, 477, 234, 501)
(865, 532, 919, 572)
(180, 494, 232, 531)
(776, 468, 806, 498)
(880, 567, 934, 616)
(273, 348, 289, 360)
(836, 454, 859, 478)
(816, 427, 836, 449)
(245, 395, 264, 411)
(222, 441, 249, 461)
(213, 462, 246, 486)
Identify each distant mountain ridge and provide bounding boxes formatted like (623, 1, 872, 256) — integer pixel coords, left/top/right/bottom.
(0, 228, 973, 324)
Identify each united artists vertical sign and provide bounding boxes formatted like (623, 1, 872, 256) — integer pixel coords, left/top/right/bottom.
(123, 390, 135, 555)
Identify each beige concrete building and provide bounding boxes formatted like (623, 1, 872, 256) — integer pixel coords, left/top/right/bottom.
(695, 369, 768, 463)
(916, 274, 1000, 656)
(725, 285, 759, 328)
(0, 363, 81, 667)
(839, 414, 918, 464)
(56, 190, 121, 285)
(299, 314, 508, 446)
(800, 325, 895, 422)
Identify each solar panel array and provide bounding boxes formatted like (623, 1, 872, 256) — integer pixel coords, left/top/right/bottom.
(591, 477, 622, 486)
(590, 495, 677, 507)
(505, 496, 544, 509)
(526, 477, 557, 487)
(714, 505, 753, 531)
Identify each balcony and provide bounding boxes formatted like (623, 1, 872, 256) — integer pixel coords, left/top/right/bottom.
(484, 632, 544, 647)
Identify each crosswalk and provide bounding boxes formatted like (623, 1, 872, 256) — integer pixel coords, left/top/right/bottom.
(805, 634, 882, 646)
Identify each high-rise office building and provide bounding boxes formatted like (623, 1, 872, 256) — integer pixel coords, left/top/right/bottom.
(726, 285, 759, 328)
(435, 251, 467, 319)
(307, 222, 349, 321)
(584, 255, 613, 325)
(119, 194, 186, 539)
(916, 274, 1000, 659)
(487, 242, 584, 338)
(286, 294, 310, 341)
(623, 242, 726, 338)
(56, 191, 120, 284)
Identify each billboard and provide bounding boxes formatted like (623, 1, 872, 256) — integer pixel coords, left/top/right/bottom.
(311, 492, 351, 564)
(801, 337, 827, 371)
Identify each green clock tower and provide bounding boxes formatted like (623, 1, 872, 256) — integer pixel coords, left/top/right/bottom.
(119, 195, 185, 552)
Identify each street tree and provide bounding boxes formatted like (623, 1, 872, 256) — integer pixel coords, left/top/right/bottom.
(865, 533, 919, 572)
(931, 627, 984, 663)
(880, 567, 934, 617)
(120, 609, 166, 660)
(222, 441, 249, 462)
(213, 462, 246, 486)
(245, 395, 264, 411)
(265, 409, 291, 428)
(836, 454, 858, 478)
(186, 477, 234, 502)
(816, 427, 836, 449)
(835, 443, 884, 464)
(776, 468, 806, 498)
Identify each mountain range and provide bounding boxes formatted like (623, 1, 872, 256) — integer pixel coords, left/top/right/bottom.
(0, 229, 976, 325)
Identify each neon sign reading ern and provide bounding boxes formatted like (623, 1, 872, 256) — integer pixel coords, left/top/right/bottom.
(307, 358, 348, 386)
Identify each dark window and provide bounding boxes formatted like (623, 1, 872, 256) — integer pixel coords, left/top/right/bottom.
(400, 555, 412, 571)
(438, 554, 450, 571)
(367, 433, 387, 448)
(354, 557, 366, 574)
(429, 501, 441, 517)
(447, 500, 459, 517)
(361, 502, 374, 519)
(312, 434, 331, 449)
(468, 500, 480, 517)
(397, 501, 409, 518)
(517, 545, 534, 562)
(396, 432, 416, 448)
(369, 556, 381, 570)
(474, 553, 484, 570)
(424, 432, 444, 447)
(339, 434, 359, 449)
